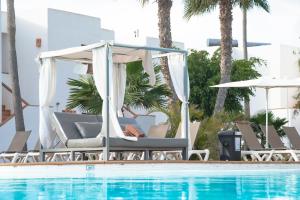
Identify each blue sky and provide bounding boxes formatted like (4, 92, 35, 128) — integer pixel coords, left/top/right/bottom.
(3, 0, 300, 50)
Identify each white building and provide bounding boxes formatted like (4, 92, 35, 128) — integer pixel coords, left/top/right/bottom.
(0, 6, 185, 150)
(0, 8, 115, 150)
(246, 44, 300, 129)
(1, 2, 298, 151)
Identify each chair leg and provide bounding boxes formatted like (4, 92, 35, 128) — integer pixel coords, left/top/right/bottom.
(144, 150, 150, 160)
(182, 148, 188, 160)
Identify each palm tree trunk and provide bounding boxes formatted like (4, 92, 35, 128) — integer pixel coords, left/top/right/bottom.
(7, 0, 25, 132)
(157, 0, 178, 103)
(214, 0, 233, 115)
(242, 7, 248, 60)
(242, 7, 250, 118)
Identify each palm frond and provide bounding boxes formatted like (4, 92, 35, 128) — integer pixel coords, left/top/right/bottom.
(66, 75, 102, 114)
(238, 0, 270, 12)
(184, 0, 219, 20)
(67, 62, 171, 115)
(139, 0, 149, 7)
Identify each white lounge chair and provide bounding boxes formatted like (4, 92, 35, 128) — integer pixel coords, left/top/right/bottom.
(283, 126, 300, 150)
(0, 131, 31, 163)
(237, 122, 299, 162)
(260, 125, 300, 162)
(21, 139, 41, 163)
(163, 122, 210, 161)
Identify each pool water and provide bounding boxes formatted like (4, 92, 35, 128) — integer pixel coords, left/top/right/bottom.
(0, 171, 299, 200)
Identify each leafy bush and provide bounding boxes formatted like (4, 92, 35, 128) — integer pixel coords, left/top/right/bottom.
(195, 112, 244, 160)
(188, 49, 263, 117)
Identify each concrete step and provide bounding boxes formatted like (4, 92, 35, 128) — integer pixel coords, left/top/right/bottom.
(1, 105, 13, 123)
(2, 110, 11, 116)
(2, 115, 11, 122)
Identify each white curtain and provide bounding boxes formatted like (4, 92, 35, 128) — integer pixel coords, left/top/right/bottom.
(142, 50, 156, 86)
(92, 46, 108, 138)
(112, 63, 127, 117)
(39, 58, 56, 148)
(93, 46, 136, 141)
(167, 54, 190, 147)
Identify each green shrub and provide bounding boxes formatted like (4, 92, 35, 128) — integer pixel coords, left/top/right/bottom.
(196, 112, 245, 160)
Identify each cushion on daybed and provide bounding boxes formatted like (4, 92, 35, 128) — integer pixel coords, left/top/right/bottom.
(124, 124, 145, 138)
(74, 122, 102, 138)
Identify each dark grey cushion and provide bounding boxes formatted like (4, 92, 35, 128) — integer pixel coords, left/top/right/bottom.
(53, 112, 102, 141)
(74, 122, 102, 138)
(53, 112, 147, 146)
(109, 138, 188, 148)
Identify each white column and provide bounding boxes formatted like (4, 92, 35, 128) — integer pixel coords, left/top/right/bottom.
(183, 53, 189, 158)
(0, 2, 2, 123)
(265, 88, 269, 148)
(103, 44, 110, 161)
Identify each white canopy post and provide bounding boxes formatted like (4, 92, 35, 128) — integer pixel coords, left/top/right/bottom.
(93, 44, 136, 148)
(167, 53, 190, 156)
(183, 53, 190, 152)
(265, 88, 269, 148)
(39, 58, 56, 148)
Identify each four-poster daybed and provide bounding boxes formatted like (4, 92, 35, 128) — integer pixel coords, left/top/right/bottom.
(38, 41, 190, 161)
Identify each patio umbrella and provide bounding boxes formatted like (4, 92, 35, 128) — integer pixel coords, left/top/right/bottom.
(211, 76, 300, 147)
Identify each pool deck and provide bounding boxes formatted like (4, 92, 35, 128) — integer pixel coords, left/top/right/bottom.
(0, 161, 299, 179)
(0, 160, 300, 166)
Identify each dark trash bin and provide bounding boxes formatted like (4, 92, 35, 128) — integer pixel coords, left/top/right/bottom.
(218, 130, 241, 161)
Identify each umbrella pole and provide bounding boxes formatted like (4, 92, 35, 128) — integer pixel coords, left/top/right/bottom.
(265, 88, 269, 148)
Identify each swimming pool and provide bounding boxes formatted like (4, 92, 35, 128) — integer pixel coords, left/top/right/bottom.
(0, 163, 299, 199)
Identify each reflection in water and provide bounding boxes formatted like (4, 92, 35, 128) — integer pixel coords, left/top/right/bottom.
(0, 172, 299, 200)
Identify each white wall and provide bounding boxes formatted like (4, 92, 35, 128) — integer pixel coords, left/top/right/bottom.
(14, 7, 48, 106)
(0, 3, 2, 122)
(48, 9, 114, 111)
(0, 106, 39, 151)
(146, 37, 184, 50)
(0, 8, 115, 148)
(237, 44, 300, 131)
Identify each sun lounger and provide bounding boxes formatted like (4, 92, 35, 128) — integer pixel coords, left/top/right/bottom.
(148, 124, 170, 138)
(40, 112, 188, 161)
(283, 126, 300, 150)
(0, 131, 31, 163)
(163, 122, 209, 161)
(236, 122, 274, 161)
(260, 125, 300, 161)
(21, 139, 41, 163)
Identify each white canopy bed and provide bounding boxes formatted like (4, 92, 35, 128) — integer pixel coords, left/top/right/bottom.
(38, 41, 190, 161)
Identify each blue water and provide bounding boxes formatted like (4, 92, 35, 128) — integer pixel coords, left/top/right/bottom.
(0, 171, 300, 200)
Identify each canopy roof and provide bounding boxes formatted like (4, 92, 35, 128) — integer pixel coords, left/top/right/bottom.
(38, 41, 187, 64)
(211, 76, 300, 89)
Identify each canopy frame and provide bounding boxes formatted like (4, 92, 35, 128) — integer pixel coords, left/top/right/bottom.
(38, 41, 189, 161)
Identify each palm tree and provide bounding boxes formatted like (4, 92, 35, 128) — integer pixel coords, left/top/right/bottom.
(239, 0, 270, 118)
(7, 0, 25, 132)
(66, 62, 171, 116)
(184, 0, 234, 115)
(139, 0, 177, 102)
